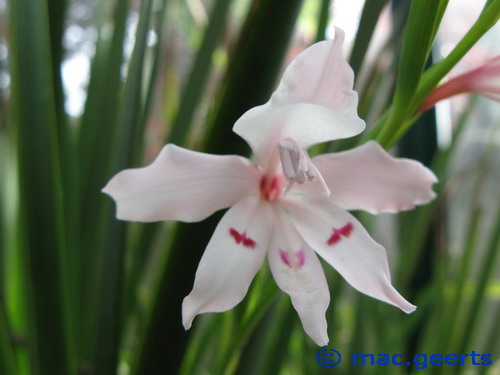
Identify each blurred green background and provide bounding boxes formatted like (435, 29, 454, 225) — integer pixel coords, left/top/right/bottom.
(0, 0, 499, 374)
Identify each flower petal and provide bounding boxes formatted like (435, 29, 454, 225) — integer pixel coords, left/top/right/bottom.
(182, 197, 273, 329)
(233, 28, 365, 161)
(268, 206, 330, 346)
(284, 197, 416, 313)
(308, 141, 438, 214)
(102, 144, 261, 222)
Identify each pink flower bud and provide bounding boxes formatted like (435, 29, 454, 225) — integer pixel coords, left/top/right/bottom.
(421, 56, 500, 111)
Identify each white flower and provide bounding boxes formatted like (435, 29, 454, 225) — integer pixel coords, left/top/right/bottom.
(103, 28, 437, 346)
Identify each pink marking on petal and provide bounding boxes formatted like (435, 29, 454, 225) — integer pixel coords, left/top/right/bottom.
(339, 222, 353, 237)
(229, 228, 256, 249)
(279, 250, 292, 268)
(296, 249, 305, 268)
(242, 236, 256, 248)
(229, 228, 242, 244)
(327, 222, 354, 246)
(279, 249, 305, 270)
(327, 231, 341, 246)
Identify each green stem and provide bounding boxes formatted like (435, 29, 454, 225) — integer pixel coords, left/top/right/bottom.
(376, 0, 500, 146)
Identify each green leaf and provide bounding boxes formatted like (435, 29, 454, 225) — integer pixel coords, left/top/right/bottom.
(457, 196, 500, 355)
(315, 0, 332, 42)
(9, 0, 76, 373)
(76, 0, 130, 366)
(377, 0, 500, 147)
(349, 0, 388, 78)
(376, 0, 447, 147)
(169, 0, 233, 145)
(413, 0, 500, 109)
(0, 300, 18, 375)
(92, 0, 158, 372)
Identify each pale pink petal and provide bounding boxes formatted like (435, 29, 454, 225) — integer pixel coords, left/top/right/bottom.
(268, 206, 330, 346)
(284, 197, 416, 313)
(233, 28, 365, 161)
(305, 141, 437, 214)
(464, 55, 500, 100)
(182, 197, 273, 329)
(102, 144, 261, 223)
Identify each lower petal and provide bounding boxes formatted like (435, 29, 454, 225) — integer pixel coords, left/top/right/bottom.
(284, 197, 416, 314)
(182, 196, 273, 329)
(268, 206, 330, 346)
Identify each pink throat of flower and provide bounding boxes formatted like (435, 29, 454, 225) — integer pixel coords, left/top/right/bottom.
(260, 175, 282, 201)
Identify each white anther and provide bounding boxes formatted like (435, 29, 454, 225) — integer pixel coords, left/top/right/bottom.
(278, 137, 331, 197)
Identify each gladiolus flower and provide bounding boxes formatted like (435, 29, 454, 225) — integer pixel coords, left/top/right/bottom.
(421, 55, 500, 111)
(103, 28, 437, 346)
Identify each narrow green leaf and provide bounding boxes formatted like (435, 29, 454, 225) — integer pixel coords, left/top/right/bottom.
(46, 0, 81, 336)
(9, 0, 76, 373)
(393, 0, 445, 108)
(376, 0, 446, 146)
(123, 0, 169, 320)
(441, 209, 481, 353)
(139, 0, 168, 138)
(169, 0, 233, 145)
(395, 98, 473, 285)
(93, 0, 156, 372)
(412, 0, 500, 110)
(315, 0, 332, 42)
(204, 0, 304, 155)
(115, 0, 154, 169)
(378, 0, 499, 146)
(349, 0, 388, 77)
(0, 300, 18, 375)
(457, 203, 500, 355)
(76, 0, 130, 365)
(236, 296, 297, 375)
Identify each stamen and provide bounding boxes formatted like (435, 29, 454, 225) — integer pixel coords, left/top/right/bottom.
(278, 137, 331, 197)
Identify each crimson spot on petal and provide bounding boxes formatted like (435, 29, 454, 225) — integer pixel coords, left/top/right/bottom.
(279, 249, 305, 270)
(327, 222, 354, 246)
(339, 222, 353, 237)
(327, 232, 341, 246)
(229, 228, 256, 249)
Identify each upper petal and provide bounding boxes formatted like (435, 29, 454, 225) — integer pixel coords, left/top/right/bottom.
(182, 197, 274, 329)
(102, 144, 261, 222)
(308, 141, 438, 214)
(268, 206, 330, 346)
(233, 28, 365, 161)
(284, 197, 415, 314)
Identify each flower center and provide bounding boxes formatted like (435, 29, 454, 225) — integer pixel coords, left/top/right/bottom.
(278, 137, 330, 197)
(260, 175, 282, 201)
